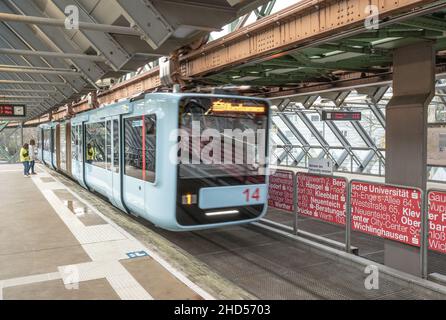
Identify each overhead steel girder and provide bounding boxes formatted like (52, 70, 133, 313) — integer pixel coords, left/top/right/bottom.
(50, 0, 131, 71)
(116, 0, 174, 49)
(0, 95, 48, 99)
(311, 107, 362, 169)
(0, 66, 81, 76)
(0, 48, 107, 62)
(0, 80, 67, 86)
(315, 91, 376, 172)
(275, 128, 302, 166)
(337, 107, 385, 170)
(254, 1, 276, 20)
(356, 86, 387, 129)
(275, 132, 293, 164)
(275, 101, 312, 160)
(366, 101, 386, 129)
(341, 103, 385, 163)
(293, 108, 340, 166)
(0, 100, 46, 104)
(0, 13, 82, 99)
(295, 93, 350, 167)
(0, 55, 68, 106)
(0, 12, 141, 35)
(0, 56, 55, 115)
(0, 88, 57, 94)
(5, 0, 105, 84)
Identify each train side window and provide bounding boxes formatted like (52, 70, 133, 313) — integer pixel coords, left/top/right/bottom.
(124, 116, 144, 180)
(85, 122, 107, 169)
(106, 120, 112, 171)
(144, 115, 156, 183)
(43, 129, 50, 151)
(124, 115, 157, 182)
(37, 129, 41, 150)
(113, 119, 119, 173)
(71, 125, 79, 161)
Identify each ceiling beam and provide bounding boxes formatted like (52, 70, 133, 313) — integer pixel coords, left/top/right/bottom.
(0, 80, 67, 86)
(0, 12, 141, 36)
(0, 88, 57, 93)
(0, 48, 107, 62)
(0, 66, 81, 76)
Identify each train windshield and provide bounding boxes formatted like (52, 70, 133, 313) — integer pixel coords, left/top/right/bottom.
(178, 97, 269, 179)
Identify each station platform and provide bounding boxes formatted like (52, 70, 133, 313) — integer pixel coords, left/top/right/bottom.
(0, 164, 214, 300)
(2, 163, 446, 300)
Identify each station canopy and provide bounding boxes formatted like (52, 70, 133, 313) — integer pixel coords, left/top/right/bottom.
(0, 0, 269, 120)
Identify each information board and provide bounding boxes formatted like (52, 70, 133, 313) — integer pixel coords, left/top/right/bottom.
(297, 172, 347, 225)
(427, 191, 446, 254)
(321, 111, 361, 121)
(0, 105, 26, 118)
(268, 170, 294, 212)
(351, 181, 422, 246)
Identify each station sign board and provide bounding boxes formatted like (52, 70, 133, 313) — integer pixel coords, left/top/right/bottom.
(321, 111, 361, 121)
(297, 172, 347, 225)
(0, 104, 26, 118)
(350, 181, 422, 247)
(308, 158, 334, 175)
(427, 191, 446, 254)
(268, 169, 294, 212)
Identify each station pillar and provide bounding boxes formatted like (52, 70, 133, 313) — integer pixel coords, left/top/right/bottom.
(385, 41, 435, 276)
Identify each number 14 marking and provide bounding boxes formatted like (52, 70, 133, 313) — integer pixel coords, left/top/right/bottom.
(243, 188, 260, 202)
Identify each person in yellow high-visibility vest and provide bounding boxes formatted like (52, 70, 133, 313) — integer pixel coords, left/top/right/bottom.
(20, 143, 31, 177)
(86, 143, 96, 164)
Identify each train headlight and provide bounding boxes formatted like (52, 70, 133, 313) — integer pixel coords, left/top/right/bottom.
(182, 194, 197, 205)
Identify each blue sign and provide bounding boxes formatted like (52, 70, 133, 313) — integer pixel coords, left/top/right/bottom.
(126, 251, 149, 259)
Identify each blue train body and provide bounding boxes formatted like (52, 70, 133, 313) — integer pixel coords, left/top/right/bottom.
(37, 93, 271, 231)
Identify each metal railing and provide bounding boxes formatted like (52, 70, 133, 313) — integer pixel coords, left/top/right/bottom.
(266, 170, 446, 279)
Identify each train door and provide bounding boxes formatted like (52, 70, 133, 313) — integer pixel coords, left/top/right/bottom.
(110, 117, 125, 210)
(71, 124, 87, 188)
(66, 123, 72, 176)
(50, 126, 56, 169)
(55, 124, 61, 170)
(60, 123, 67, 173)
(122, 115, 146, 216)
(104, 119, 114, 202)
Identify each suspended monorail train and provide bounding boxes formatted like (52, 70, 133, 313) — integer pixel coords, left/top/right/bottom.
(37, 93, 271, 231)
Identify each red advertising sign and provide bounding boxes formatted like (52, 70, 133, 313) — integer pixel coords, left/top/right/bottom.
(351, 181, 422, 247)
(427, 191, 446, 254)
(268, 170, 294, 212)
(297, 173, 347, 225)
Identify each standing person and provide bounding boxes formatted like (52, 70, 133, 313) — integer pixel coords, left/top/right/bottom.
(20, 143, 31, 177)
(29, 139, 37, 175)
(86, 143, 95, 164)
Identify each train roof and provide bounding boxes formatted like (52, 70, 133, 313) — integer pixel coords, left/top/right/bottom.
(40, 92, 270, 126)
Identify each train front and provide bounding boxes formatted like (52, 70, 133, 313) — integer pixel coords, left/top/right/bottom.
(175, 95, 270, 230)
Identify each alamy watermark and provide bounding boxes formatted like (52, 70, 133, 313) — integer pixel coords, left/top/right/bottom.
(364, 265, 379, 290)
(364, 5, 379, 30)
(65, 5, 79, 30)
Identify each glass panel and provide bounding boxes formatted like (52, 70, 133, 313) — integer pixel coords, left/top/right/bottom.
(85, 122, 107, 169)
(124, 116, 144, 180)
(60, 124, 66, 171)
(113, 119, 119, 173)
(144, 115, 156, 183)
(106, 120, 112, 171)
(43, 129, 50, 151)
(71, 125, 78, 161)
(178, 97, 268, 179)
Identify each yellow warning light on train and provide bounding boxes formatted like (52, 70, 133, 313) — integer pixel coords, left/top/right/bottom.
(182, 194, 197, 205)
(212, 101, 266, 113)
